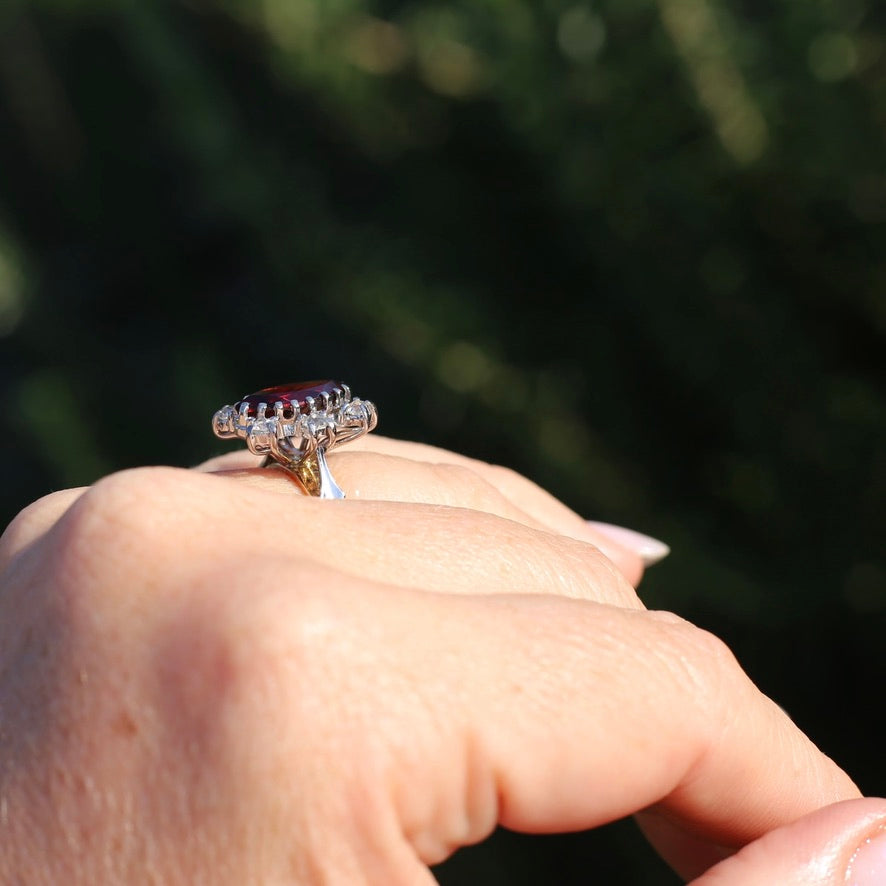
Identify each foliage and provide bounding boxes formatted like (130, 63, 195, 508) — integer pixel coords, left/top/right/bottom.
(1, 1, 884, 881)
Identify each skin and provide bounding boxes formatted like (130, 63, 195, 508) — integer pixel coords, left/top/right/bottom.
(0, 437, 876, 884)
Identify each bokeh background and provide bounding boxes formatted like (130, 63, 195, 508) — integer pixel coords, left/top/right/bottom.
(1, 0, 884, 882)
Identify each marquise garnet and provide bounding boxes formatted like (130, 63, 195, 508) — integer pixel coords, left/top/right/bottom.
(235, 380, 344, 419)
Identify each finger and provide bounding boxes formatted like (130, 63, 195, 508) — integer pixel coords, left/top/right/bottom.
(346, 434, 596, 536)
(197, 443, 646, 585)
(52, 466, 644, 608)
(194, 451, 263, 472)
(690, 798, 886, 885)
(320, 586, 860, 864)
(217, 452, 568, 540)
(345, 437, 649, 571)
(320, 453, 643, 586)
(222, 472, 641, 607)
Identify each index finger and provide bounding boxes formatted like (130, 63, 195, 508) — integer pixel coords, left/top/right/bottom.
(322, 584, 859, 870)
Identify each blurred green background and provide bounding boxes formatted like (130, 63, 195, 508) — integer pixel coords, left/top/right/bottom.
(1, 0, 884, 881)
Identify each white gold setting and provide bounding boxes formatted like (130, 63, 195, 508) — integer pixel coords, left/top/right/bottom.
(212, 382, 378, 499)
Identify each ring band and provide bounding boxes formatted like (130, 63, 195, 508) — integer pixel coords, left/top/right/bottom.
(212, 381, 378, 499)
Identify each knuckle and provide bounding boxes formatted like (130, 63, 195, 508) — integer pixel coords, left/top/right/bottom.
(660, 619, 746, 710)
(0, 490, 75, 567)
(60, 467, 187, 560)
(157, 570, 356, 763)
(549, 534, 640, 605)
(179, 579, 406, 876)
(47, 467, 198, 608)
(684, 623, 740, 672)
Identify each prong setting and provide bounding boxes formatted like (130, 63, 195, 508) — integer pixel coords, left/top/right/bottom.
(211, 380, 377, 498)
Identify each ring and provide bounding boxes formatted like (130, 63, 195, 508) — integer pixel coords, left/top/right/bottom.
(212, 380, 378, 499)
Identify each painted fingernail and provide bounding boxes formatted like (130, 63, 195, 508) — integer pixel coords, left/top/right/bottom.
(585, 521, 671, 566)
(847, 827, 886, 885)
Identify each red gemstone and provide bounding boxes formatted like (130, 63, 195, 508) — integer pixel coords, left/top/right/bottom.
(235, 380, 344, 419)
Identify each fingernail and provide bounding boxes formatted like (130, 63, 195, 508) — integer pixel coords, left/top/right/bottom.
(847, 827, 886, 885)
(585, 521, 671, 566)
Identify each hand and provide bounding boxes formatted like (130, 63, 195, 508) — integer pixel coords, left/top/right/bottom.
(0, 438, 866, 883)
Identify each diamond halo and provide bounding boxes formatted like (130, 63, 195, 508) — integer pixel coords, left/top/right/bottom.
(212, 380, 378, 498)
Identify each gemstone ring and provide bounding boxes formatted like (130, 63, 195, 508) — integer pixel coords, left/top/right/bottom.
(212, 380, 378, 499)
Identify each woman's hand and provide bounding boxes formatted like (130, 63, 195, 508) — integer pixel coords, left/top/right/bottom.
(0, 438, 868, 883)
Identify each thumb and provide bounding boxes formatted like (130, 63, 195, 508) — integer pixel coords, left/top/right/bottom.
(691, 798, 886, 885)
